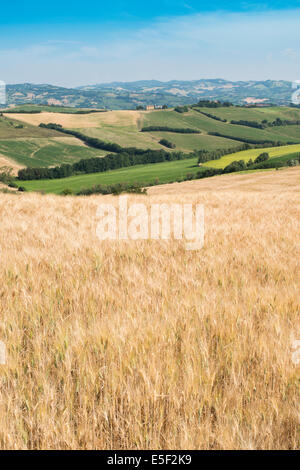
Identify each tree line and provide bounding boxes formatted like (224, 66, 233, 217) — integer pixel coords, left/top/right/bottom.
(207, 131, 294, 146)
(18, 149, 193, 181)
(174, 106, 189, 113)
(159, 139, 176, 149)
(141, 126, 200, 134)
(230, 118, 300, 129)
(197, 144, 251, 164)
(194, 110, 227, 122)
(76, 182, 147, 196)
(230, 120, 265, 129)
(194, 100, 233, 108)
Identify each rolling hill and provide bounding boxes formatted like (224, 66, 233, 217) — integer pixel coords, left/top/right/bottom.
(2, 79, 298, 110)
(0, 114, 107, 168)
(1, 103, 300, 190)
(9, 104, 300, 150)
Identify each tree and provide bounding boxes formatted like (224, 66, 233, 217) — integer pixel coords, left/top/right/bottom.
(254, 153, 269, 164)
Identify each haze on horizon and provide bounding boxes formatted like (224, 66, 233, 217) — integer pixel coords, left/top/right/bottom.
(0, 1, 299, 87)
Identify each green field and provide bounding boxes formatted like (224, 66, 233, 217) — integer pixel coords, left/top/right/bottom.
(19, 141, 299, 194)
(0, 138, 107, 167)
(203, 144, 300, 168)
(142, 109, 300, 144)
(79, 126, 241, 152)
(3, 104, 300, 173)
(77, 126, 162, 150)
(195, 106, 300, 122)
(74, 107, 300, 155)
(0, 115, 61, 139)
(19, 157, 202, 193)
(154, 132, 240, 151)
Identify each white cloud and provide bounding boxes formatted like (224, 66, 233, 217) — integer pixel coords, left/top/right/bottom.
(281, 48, 297, 59)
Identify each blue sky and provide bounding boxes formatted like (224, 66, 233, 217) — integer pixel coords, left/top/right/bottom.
(0, 1, 300, 86)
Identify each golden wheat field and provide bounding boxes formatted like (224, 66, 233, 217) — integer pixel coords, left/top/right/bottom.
(5, 110, 143, 129)
(0, 168, 299, 450)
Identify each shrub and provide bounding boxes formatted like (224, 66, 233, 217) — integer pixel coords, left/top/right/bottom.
(76, 182, 147, 196)
(0, 167, 15, 185)
(141, 126, 199, 134)
(195, 100, 233, 108)
(8, 181, 18, 188)
(159, 139, 176, 149)
(254, 153, 269, 164)
(61, 189, 74, 195)
(174, 106, 189, 113)
(223, 160, 247, 173)
(230, 120, 265, 129)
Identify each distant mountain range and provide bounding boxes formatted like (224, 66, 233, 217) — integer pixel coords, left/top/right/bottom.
(3, 79, 296, 110)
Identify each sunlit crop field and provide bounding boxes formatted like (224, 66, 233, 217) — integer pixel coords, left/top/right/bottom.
(203, 144, 300, 168)
(0, 167, 299, 449)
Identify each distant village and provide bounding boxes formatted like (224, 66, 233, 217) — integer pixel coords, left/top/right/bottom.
(137, 104, 168, 111)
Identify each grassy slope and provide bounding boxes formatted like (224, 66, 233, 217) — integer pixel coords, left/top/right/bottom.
(203, 144, 300, 168)
(144, 109, 300, 144)
(0, 115, 108, 167)
(4, 106, 300, 171)
(11, 108, 243, 152)
(20, 141, 300, 193)
(0, 138, 107, 167)
(80, 127, 240, 152)
(77, 126, 162, 150)
(0, 115, 61, 139)
(195, 105, 300, 122)
(153, 132, 239, 151)
(20, 157, 200, 193)
(9, 107, 300, 156)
